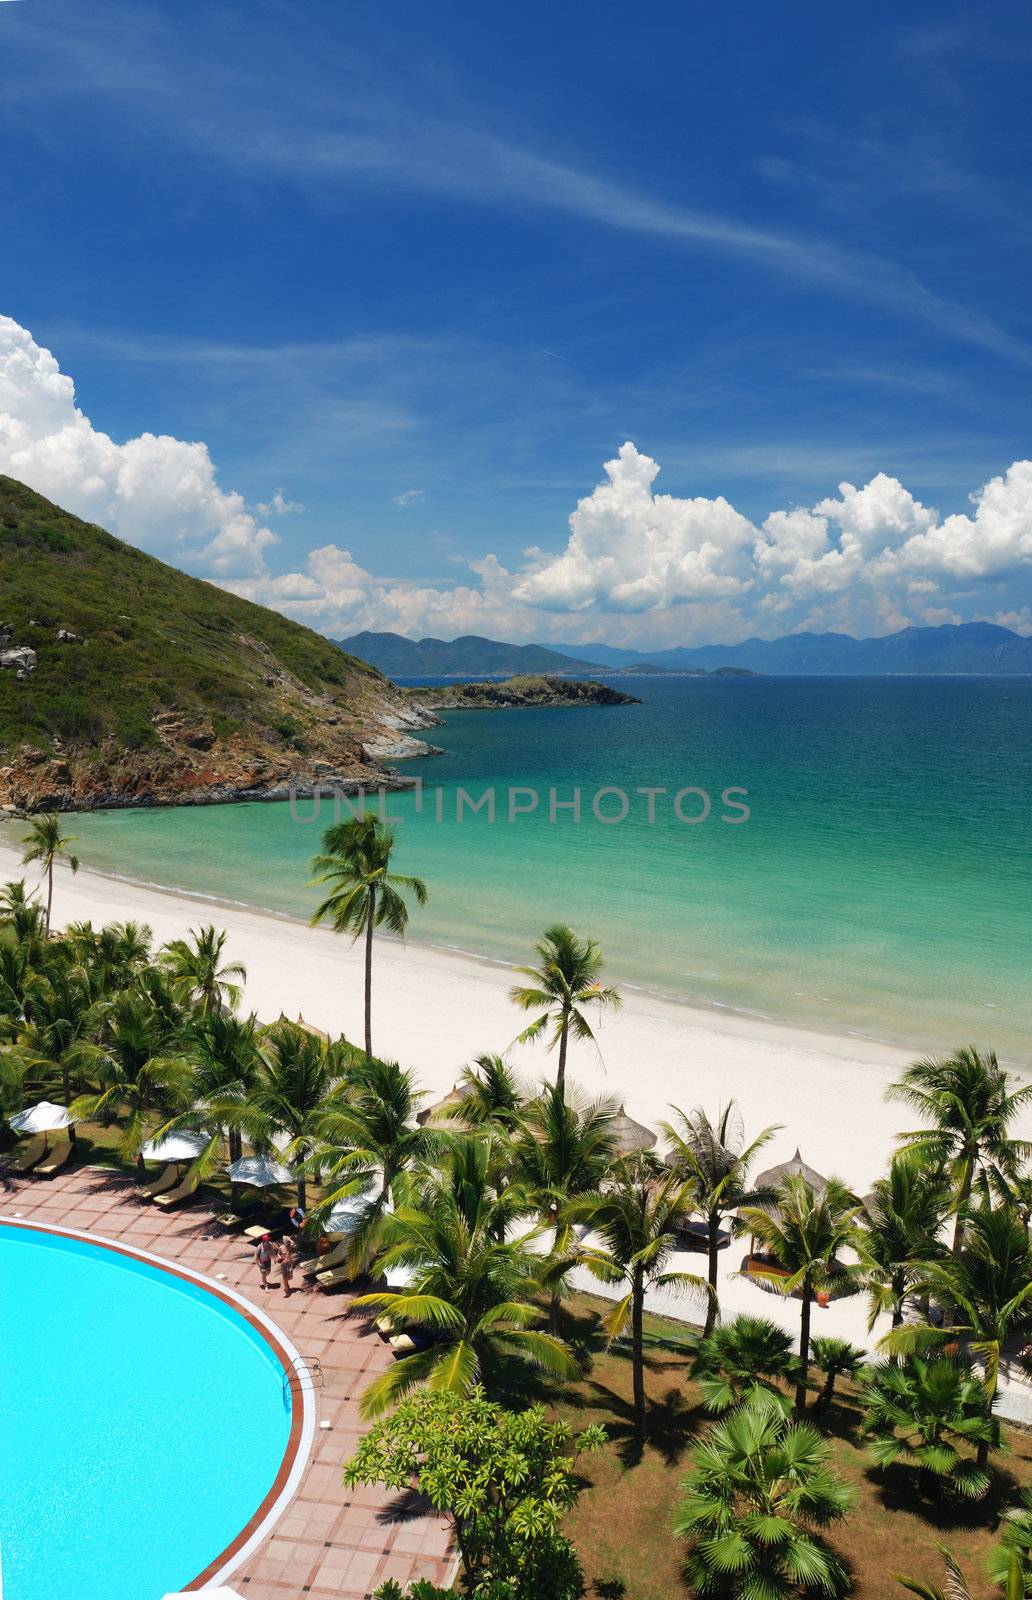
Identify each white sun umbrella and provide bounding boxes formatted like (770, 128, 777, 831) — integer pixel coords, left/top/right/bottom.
(324, 1184, 392, 1234)
(141, 1130, 209, 1163)
(10, 1100, 75, 1149)
(228, 1154, 295, 1188)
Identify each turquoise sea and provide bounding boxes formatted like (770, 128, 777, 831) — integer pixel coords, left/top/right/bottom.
(28, 677, 1032, 1062)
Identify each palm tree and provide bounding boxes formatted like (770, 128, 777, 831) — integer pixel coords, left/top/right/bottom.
(156, 1010, 264, 1172)
(990, 1491, 1032, 1595)
(510, 1083, 619, 1333)
(316, 1056, 438, 1208)
(880, 1203, 1032, 1469)
(898, 1546, 1025, 1600)
(578, 1156, 711, 1441)
(65, 920, 153, 996)
(888, 1048, 1032, 1253)
(663, 1101, 780, 1336)
(71, 990, 194, 1175)
(860, 1151, 951, 1334)
(21, 814, 79, 936)
(230, 1018, 345, 1207)
(861, 1354, 996, 1500)
(456, 1053, 526, 1133)
(811, 1336, 866, 1412)
(737, 1176, 864, 1415)
(160, 924, 246, 1016)
(13, 965, 107, 1106)
(353, 1137, 577, 1416)
(509, 924, 621, 1101)
(691, 1313, 797, 1415)
(675, 1393, 854, 1598)
(309, 814, 428, 1060)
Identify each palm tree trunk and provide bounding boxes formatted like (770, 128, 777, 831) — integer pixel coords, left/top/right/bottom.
(952, 1157, 974, 1254)
(135, 1151, 147, 1180)
(61, 1061, 71, 1108)
(45, 859, 54, 937)
(549, 1290, 561, 1337)
(297, 1175, 307, 1209)
(795, 1286, 812, 1414)
(363, 888, 376, 1062)
(632, 1269, 646, 1441)
(704, 1213, 720, 1337)
(556, 1011, 569, 1101)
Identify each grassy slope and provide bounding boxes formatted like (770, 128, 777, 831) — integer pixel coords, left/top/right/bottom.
(0, 475, 385, 756)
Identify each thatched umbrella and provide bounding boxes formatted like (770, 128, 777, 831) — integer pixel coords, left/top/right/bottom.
(610, 1104, 657, 1158)
(753, 1147, 828, 1196)
(416, 1083, 470, 1126)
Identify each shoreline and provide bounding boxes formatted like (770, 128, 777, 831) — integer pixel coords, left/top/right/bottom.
(0, 834, 916, 1192)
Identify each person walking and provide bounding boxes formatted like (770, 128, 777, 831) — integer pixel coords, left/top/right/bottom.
(254, 1232, 274, 1292)
(277, 1236, 298, 1299)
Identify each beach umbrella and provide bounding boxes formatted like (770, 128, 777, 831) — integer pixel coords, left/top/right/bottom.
(228, 1155, 295, 1188)
(610, 1103, 657, 1158)
(416, 1082, 469, 1126)
(323, 1187, 389, 1233)
(753, 1147, 828, 1196)
(11, 1100, 75, 1150)
(141, 1130, 208, 1163)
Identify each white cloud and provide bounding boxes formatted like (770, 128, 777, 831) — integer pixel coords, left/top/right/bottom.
(255, 489, 304, 517)
(0, 315, 277, 574)
(392, 487, 424, 506)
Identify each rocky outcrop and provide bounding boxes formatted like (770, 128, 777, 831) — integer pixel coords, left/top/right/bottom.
(1, 646, 37, 675)
(406, 674, 642, 712)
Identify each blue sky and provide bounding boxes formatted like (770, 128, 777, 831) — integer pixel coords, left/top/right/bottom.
(2, 0, 1032, 645)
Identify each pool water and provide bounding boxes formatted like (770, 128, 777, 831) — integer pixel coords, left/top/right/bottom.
(0, 1225, 293, 1600)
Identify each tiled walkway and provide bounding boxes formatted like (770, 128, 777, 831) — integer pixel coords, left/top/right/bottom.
(0, 1162, 453, 1599)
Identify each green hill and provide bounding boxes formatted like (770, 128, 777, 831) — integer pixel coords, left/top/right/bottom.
(0, 476, 424, 811)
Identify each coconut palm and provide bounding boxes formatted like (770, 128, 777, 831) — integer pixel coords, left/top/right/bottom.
(230, 1018, 345, 1207)
(71, 990, 194, 1175)
(309, 814, 428, 1061)
(156, 1010, 264, 1172)
(691, 1314, 797, 1415)
(315, 1056, 440, 1215)
(811, 1337, 866, 1412)
(456, 1053, 526, 1133)
(888, 1048, 1032, 1253)
(509, 924, 621, 1102)
(12, 965, 107, 1106)
(663, 1101, 781, 1336)
(990, 1492, 1032, 1595)
(21, 814, 79, 936)
(353, 1136, 577, 1416)
(879, 1203, 1032, 1467)
(510, 1083, 619, 1332)
(160, 924, 246, 1016)
(577, 1156, 710, 1441)
(737, 1176, 864, 1415)
(861, 1354, 997, 1500)
(674, 1393, 854, 1598)
(65, 920, 153, 996)
(859, 1151, 951, 1334)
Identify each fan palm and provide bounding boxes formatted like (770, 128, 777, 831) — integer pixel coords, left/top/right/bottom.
(353, 1136, 577, 1416)
(990, 1491, 1032, 1596)
(691, 1314, 797, 1415)
(309, 814, 428, 1060)
(810, 1336, 866, 1412)
(577, 1156, 711, 1441)
(71, 990, 194, 1175)
(230, 1018, 345, 1206)
(737, 1176, 864, 1415)
(888, 1048, 1032, 1253)
(160, 924, 246, 1016)
(509, 924, 621, 1102)
(879, 1203, 1032, 1467)
(861, 1354, 996, 1500)
(674, 1393, 854, 1598)
(21, 814, 79, 936)
(663, 1101, 780, 1335)
(859, 1151, 951, 1333)
(510, 1083, 619, 1332)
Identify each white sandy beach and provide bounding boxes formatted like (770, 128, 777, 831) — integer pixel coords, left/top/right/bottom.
(6, 835, 1032, 1418)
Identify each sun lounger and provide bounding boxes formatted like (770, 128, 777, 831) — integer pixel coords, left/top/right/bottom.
(316, 1260, 356, 1289)
(36, 1138, 73, 1178)
(302, 1238, 350, 1278)
(10, 1136, 46, 1175)
(153, 1171, 201, 1209)
(137, 1163, 178, 1199)
(389, 1333, 417, 1354)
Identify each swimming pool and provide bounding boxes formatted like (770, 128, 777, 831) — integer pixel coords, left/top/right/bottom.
(0, 1222, 308, 1600)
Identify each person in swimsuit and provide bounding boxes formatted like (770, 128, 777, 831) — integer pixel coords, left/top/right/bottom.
(255, 1232, 274, 1291)
(277, 1236, 298, 1298)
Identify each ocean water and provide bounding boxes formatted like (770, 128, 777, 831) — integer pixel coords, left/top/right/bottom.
(0, 1224, 291, 1600)
(39, 676, 1032, 1062)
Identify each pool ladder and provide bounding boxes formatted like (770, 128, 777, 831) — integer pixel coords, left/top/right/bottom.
(282, 1353, 324, 1398)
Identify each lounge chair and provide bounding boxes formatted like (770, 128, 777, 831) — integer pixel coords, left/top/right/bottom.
(389, 1332, 417, 1354)
(36, 1138, 74, 1178)
(302, 1238, 350, 1278)
(153, 1171, 201, 1209)
(137, 1163, 178, 1199)
(315, 1259, 357, 1289)
(10, 1136, 46, 1175)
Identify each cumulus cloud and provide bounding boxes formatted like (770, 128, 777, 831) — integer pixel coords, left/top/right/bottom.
(255, 489, 304, 517)
(0, 315, 278, 574)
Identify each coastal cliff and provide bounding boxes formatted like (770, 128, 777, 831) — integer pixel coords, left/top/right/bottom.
(405, 674, 642, 711)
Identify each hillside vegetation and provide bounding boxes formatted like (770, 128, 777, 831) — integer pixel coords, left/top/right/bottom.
(0, 476, 419, 810)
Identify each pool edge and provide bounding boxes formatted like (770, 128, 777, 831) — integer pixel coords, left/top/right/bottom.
(0, 1217, 316, 1593)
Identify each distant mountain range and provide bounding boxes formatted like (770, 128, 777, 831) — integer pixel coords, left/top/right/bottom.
(339, 623, 1032, 678)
